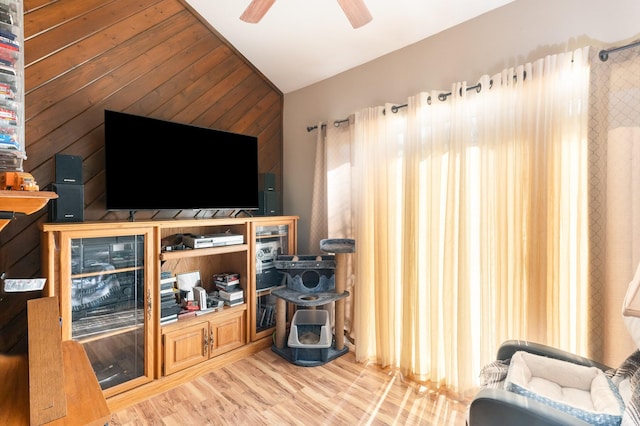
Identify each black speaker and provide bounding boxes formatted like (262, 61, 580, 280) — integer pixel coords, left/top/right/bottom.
(55, 153, 83, 185)
(49, 183, 84, 222)
(258, 190, 279, 216)
(259, 173, 275, 192)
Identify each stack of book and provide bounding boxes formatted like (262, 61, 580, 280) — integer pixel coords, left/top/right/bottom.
(213, 272, 244, 307)
(160, 271, 180, 325)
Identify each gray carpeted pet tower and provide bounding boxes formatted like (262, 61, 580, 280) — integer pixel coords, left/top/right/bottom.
(271, 238, 355, 366)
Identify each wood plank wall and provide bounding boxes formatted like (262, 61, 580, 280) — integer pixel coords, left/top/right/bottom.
(0, 0, 283, 354)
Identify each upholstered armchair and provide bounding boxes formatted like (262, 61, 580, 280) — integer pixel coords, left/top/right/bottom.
(468, 262, 640, 426)
(467, 340, 618, 426)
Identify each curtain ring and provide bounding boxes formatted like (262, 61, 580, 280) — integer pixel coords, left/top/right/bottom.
(438, 93, 448, 102)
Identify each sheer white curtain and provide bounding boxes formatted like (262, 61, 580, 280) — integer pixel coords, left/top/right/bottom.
(320, 47, 590, 395)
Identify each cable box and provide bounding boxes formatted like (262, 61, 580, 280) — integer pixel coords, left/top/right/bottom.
(183, 233, 244, 249)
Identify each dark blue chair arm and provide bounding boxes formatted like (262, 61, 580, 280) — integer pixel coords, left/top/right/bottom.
(467, 388, 592, 426)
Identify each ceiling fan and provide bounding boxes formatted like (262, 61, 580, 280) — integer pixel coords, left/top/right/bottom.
(240, 0, 373, 29)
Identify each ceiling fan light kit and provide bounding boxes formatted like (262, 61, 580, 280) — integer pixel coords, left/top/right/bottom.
(240, 0, 372, 29)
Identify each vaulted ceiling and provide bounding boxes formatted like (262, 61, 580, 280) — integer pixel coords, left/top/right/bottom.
(186, 0, 515, 93)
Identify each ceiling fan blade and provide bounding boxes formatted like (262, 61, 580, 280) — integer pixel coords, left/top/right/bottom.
(337, 0, 372, 29)
(240, 0, 276, 24)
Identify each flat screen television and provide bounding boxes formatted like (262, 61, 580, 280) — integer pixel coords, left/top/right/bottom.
(104, 110, 259, 214)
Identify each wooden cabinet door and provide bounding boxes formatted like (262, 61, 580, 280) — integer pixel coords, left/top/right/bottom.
(211, 311, 246, 357)
(163, 321, 209, 375)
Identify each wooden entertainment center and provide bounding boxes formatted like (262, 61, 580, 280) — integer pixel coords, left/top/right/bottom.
(41, 215, 297, 412)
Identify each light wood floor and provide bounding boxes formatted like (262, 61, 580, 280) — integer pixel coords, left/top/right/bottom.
(110, 347, 471, 425)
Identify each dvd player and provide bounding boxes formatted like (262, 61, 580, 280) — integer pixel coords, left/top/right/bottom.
(183, 233, 244, 249)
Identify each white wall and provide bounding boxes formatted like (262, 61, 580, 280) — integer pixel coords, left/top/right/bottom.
(283, 0, 640, 253)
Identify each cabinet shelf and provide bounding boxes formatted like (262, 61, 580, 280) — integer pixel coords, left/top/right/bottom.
(75, 323, 142, 344)
(159, 243, 248, 261)
(256, 232, 288, 240)
(256, 284, 285, 296)
(72, 306, 146, 339)
(71, 265, 143, 280)
(160, 303, 247, 331)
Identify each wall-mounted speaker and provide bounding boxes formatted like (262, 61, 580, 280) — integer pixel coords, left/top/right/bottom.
(258, 190, 279, 216)
(49, 183, 84, 222)
(259, 172, 275, 192)
(54, 153, 83, 185)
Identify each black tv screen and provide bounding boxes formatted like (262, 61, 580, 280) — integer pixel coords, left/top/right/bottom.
(104, 110, 259, 212)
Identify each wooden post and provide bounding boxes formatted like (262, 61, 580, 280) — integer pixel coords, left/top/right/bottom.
(334, 252, 347, 351)
(275, 297, 287, 349)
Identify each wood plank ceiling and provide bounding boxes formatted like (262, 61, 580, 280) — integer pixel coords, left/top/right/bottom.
(0, 0, 283, 353)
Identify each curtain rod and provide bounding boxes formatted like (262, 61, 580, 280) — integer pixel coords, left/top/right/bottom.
(387, 81, 487, 114)
(307, 119, 348, 132)
(306, 124, 326, 132)
(599, 39, 640, 61)
(305, 71, 530, 131)
(306, 82, 484, 131)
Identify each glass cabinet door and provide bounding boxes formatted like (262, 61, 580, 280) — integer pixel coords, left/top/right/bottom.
(64, 231, 153, 395)
(252, 220, 296, 341)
